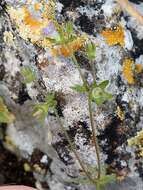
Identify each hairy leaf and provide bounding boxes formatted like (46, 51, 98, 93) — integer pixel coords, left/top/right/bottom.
(98, 80, 109, 89)
(0, 97, 15, 124)
(66, 174, 115, 189)
(33, 93, 57, 123)
(45, 93, 57, 108)
(86, 41, 96, 61)
(21, 66, 37, 83)
(71, 84, 87, 93)
(66, 22, 74, 35)
(91, 81, 98, 88)
(33, 103, 49, 123)
(92, 87, 113, 105)
(96, 174, 116, 190)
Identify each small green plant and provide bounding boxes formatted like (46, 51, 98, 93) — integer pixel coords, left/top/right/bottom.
(91, 81, 113, 105)
(33, 94, 57, 123)
(71, 80, 112, 105)
(71, 41, 113, 182)
(21, 66, 37, 84)
(33, 92, 114, 189)
(0, 97, 15, 124)
(70, 84, 87, 93)
(46, 21, 76, 45)
(33, 22, 114, 189)
(86, 41, 96, 61)
(67, 169, 115, 190)
(33, 93, 95, 183)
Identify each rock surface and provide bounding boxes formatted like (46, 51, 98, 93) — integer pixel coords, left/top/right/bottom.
(0, 0, 143, 190)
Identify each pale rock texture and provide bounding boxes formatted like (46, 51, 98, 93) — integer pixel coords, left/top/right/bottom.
(0, 0, 143, 190)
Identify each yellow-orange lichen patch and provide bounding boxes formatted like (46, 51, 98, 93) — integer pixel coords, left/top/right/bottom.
(122, 58, 143, 84)
(101, 25, 125, 47)
(135, 64, 143, 73)
(8, 1, 56, 47)
(128, 130, 143, 157)
(123, 58, 135, 84)
(23, 7, 42, 28)
(34, 3, 41, 11)
(116, 106, 125, 121)
(51, 37, 86, 57)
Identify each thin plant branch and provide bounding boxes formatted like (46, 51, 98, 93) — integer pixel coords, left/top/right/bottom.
(89, 60, 96, 83)
(87, 93, 101, 179)
(54, 109, 96, 184)
(71, 54, 89, 90)
(71, 54, 101, 179)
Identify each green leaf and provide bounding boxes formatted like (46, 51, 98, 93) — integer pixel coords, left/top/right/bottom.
(103, 92, 113, 100)
(0, 97, 15, 124)
(46, 37, 58, 43)
(91, 81, 98, 88)
(96, 174, 116, 190)
(93, 97, 106, 105)
(46, 34, 64, 45)
(57, 26, 65, 44)
(33, 103, 49, 123)
(71, 84, 87, 93)
(92, 87, 113, 105)
(86, 165, 98, 176)
(66, 174, 115, 189)
(33, 93, 57, 123)
(98, 80, 109, 89)
(21, 66, 37, 84)
(92, 87, 105, 103)
(86, 41, 96, 61)
(45, 93, 57, 108)
(66, 22, 74, 35)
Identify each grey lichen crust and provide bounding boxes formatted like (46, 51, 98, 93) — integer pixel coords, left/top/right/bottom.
(0, 0, 143, 190)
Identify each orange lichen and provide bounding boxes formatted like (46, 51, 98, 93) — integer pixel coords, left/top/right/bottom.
(34, 3, 41, 11)
(23, 7, 42, 28)
(122, 58, 143, 84)
(123, 58, 135, 84)
(101, 25, 125, 47)
(135, 64, 143, 73)
(59, 46, 71, 57)
(70, 37, 85, 50)
(7, 1, 56, 47)
(51, 37, 85, 57)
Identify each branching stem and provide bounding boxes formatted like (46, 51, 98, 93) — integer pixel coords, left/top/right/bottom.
(71, 54, 101, 179)
(87, 93, 101, 179)
(55, 109, 95, 184)
(71, 54, 89, 91)
(89, 60, 96, 83)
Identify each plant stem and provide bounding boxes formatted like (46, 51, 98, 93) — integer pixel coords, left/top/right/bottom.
(87, 93, 101, 179)
(89, 60, 96, 83)
(71, 54, 89, 90)
(55, 109, 95, 184)
(72, 53, 101, 179)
